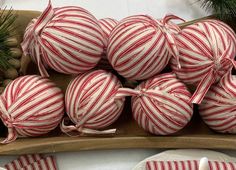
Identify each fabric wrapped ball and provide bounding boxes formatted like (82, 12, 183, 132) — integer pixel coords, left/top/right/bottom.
(99, 18, 119, 47)
(61, 70, 126, 135)
(0, 75, 64, 144)
(98, 18, 119, 70)
(171, 19, 236, 104)
(107, 14, 184, 80)
(131, 73, 193, 135)
(21, 2, 105, 77)
(199, 72, 236, 133)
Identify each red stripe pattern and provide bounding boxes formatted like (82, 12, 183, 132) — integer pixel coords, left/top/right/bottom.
(61, 70, 126, 135)
(99, 18, 119, 47)
(21, 2, 105, 77)
(0, 75, 64, 144)
(107, 14, 183, 80)
(131, 73, 193, 135)
(199, 71, 236, 133)
(171, 19, 236, 104)
(4, 155, 57, 170)
(146, 160, 236, 170)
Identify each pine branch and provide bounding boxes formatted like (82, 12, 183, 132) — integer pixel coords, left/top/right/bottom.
(0, 8, 17, 71)
(199, 0, 236, 20)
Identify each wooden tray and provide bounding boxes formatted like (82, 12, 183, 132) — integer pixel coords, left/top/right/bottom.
(0, 10, 235, 155)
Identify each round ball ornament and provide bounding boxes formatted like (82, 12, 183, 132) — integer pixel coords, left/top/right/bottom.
(98, 18, 119, 47)
(61, 70, 127, 135)
(171, 19, 236, 104)
(21, 2, 105, 77)
(199, 71, 236, 133)
(0, 75, 64, 144)
(107, 14, 184, 80)
(131, 73, 193, 135)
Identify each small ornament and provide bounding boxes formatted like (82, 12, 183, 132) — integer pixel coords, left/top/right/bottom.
(107, 14, 184, 80)
(61, 70, 127, 135)
(21, 1, 105, 77)
(0, 75, 64, 144)
(171, 19, 236, 104)
(99, 18, 119, 47)
(98, 18, 119, 70)
(131, 73, 193, 135)
(199, 71, 236, 133)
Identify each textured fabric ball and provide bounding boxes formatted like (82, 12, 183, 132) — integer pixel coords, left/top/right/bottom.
(199, 72, 236, 133)
(131, 73, 193, 135)
(107, 14, 183, 80)
(171, 19, 236, 104)
(98, 18, 119, 47)
(0, 75, 64, 144)
(61, 70, 126, 135)
(21, 2, 105, 77)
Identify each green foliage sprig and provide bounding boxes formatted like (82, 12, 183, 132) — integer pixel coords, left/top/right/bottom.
(0, 8, 17, 71)
(199, 0, 236, 20)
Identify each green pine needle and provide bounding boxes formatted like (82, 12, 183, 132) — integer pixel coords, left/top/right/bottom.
(0, 8, 17, 71)
(199, 0, 236, 20)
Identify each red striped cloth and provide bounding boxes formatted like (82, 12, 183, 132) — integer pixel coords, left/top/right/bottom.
(146, 160, 236, 170)
(199, 71, 236, 133)
(61, 70, 126, 135)
(0, 75, 64, 144)
(107, 14, 184, 80)
(21, 1, 105, 77)
(4, 155, 57, 170)
(171, 19, 236, 104)
(131, 73, 193, 135)
(4, 154, 42, 170)
(98, 18, 118, 70)
(99, 18, 119, 47)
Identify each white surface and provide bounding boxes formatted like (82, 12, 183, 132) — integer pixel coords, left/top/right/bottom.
(133, 149, 236, 170)
(0, 1, 234, 170)
(3, 0, 208, 21)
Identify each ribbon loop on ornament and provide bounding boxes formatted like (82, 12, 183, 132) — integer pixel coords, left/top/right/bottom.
(0, 97, 18, 144)
(33, 0, 54, 36)
(60, 118, 116, 136)
(21, 1, 54, 77)
(158, 14, 185, 69)
(189, 69, 216, 104)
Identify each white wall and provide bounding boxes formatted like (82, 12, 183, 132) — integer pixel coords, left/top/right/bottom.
(4, 0, 209, 21)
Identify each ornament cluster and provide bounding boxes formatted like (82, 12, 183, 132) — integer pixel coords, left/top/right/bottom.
(0, 2, 236, 143)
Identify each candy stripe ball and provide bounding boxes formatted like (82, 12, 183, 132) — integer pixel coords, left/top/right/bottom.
(62, 70, 125, 133)
(171, 19, 236, 104)
(132, 73, 193, 135)
(199, 72, 236, 133)
(22, 2, 105, 77)
(99, 18, 119, 46)
(107, 15, 182, 80)
(0, 75, 64, 144)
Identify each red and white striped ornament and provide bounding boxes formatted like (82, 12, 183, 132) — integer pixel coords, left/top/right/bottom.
(0, 75, 64, 144)
(171, 19, 236, 104)
(107, 14, 184, 80)
(21, 1, 105, 77)
(98, 18, 119, 70)
(61, 70, 126, 135)
(131, 73, 193, 135)
(199, 71, 236, 133)
(146, 160, 236, 170)
(99, 18, 119, 47)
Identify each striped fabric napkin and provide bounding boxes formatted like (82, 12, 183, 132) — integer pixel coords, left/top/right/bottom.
(3, 154, 57, 170)
(146, 160, 236, 170)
